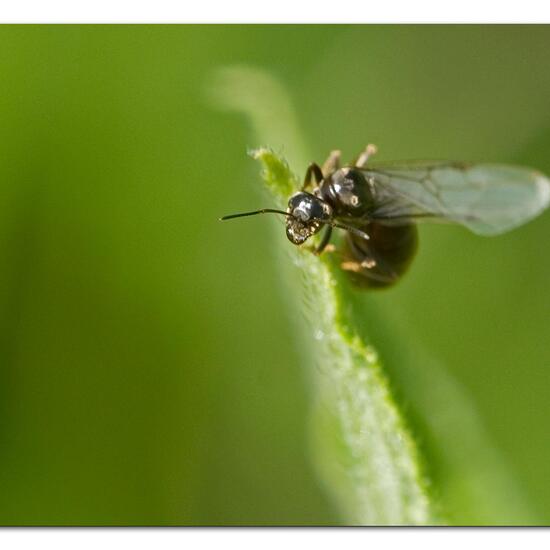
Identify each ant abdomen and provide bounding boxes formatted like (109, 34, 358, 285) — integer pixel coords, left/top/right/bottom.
(342, 222, 418, 289)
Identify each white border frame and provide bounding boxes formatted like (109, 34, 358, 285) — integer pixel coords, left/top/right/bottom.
(1, 0, 550, 23)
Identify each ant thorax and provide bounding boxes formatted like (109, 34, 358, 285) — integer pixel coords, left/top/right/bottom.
(322, 168, 374, 217)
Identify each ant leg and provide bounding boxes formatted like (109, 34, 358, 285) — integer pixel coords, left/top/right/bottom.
(341, 257, 397, 284)
(341, 239, 398, 283)
(341, 260, 363, 273)
(341, 258, 377, 273)
(314, 226, 333, 255)
(322, 150, 341, 177)
(355, 144, 378, 168)
(341, 240, 376, 272)
(302, 163, 324, 191)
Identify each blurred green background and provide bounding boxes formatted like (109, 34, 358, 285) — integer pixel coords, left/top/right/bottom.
(0, 25, 549, 525)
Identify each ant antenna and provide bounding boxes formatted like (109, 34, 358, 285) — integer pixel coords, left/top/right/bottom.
(220, 210, 369, 241)
(220, 208, 293, 221)
(334, 223, 369, 240)
(316, 219, 370, 240)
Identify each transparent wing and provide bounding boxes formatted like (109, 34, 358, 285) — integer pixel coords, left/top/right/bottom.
(361, 162, 550, 235)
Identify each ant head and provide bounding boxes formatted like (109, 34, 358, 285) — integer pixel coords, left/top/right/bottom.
(220, 194, 369, 245)
(285, 192, 332, 245)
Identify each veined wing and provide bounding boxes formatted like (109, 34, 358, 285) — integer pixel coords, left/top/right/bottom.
(361, 161, 550, 235)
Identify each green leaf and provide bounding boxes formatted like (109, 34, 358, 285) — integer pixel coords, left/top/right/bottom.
(247, 148, 298, 201)
(253, 148, 438, 524)
(209, 66, 439, 525)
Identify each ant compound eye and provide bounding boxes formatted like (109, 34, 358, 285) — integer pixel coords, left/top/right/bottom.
(288, 192, 315, 222)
